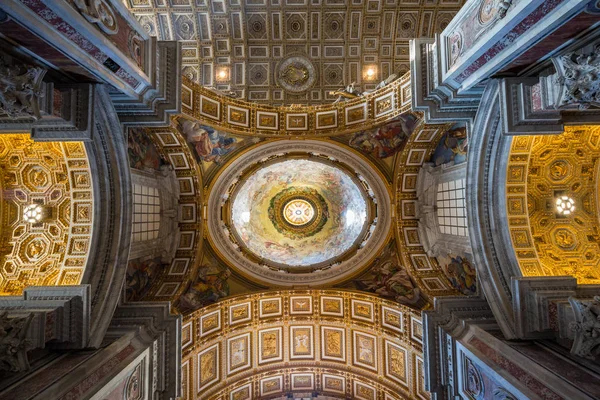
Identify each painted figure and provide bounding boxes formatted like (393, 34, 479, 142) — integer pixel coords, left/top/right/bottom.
(354, 243, 423, 306)
(443, 255, 477, 295)
(432, 126, 468, 166)
(350, 113, 419, 158)
(177, 118, 237, 164)
(126, 257, 163, 301)
(127, 127, 166, 170)
(177, 267, 231, 312)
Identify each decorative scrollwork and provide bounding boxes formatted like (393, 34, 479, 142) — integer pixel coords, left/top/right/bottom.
(0, 312, 34, 372)
(553, 45, 600, 110)
(73, 0, 119, 35)
(0, 58, 46, 120)
(569, 296, 600, 360)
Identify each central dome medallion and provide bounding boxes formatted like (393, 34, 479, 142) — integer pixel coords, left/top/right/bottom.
(283, 198, 314, 226)
(231, 159, 367, 267)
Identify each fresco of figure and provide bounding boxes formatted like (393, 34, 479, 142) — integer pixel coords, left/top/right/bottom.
(176, 118, 238, 164)
(349, 113, 419, 158)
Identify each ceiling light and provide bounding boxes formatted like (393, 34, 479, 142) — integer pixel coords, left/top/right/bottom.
(216, 67, 229, 81)
(23, 204, 43, 223)
(556, 196, 575, 215)
(363, 65, 377, 81)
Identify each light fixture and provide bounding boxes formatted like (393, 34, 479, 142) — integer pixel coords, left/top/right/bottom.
(23, 204, 43, 223)
(216, 66, 229, 82)
(363, 65, 377, 81)
(556, 196, 575, 215)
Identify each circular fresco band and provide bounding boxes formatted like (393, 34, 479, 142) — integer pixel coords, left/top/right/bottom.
(229, 157, 369, 269)
(207, 140, 392, 287)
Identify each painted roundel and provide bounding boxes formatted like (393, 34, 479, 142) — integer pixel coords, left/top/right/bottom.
(231, 159, 367, 267)
(268, 186, 328, 239)
(283, 198, 315, 226)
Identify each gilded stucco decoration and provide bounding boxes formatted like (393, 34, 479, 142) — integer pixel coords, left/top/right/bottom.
(181, 290, 428, 400)
(126, 110, 468, 303)
(124, 0, 465, 105)
(126, 124, 205, 302)
(0, 134, 93, 294)
(506, 126, 600, 283)
(179, 74, 413, 137)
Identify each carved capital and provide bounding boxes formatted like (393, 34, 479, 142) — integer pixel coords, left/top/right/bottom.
(552, 46, 600, 110)
(0, 312, 34, 372)
(0, 58, 46, 120)
(568, 295, 600, 360)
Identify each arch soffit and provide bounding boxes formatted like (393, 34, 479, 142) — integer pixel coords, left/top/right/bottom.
(465, 79, 520, 339)
(180, 74, 413, 138)
(182, 290, 427, 400)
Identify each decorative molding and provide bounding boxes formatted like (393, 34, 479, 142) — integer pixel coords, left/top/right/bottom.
(409, 38, 481, 124)
(113, 40, 182, 126)
(0, 285, 91, 371)
(73, 0, 119, 35)
(551, 45, 600, 110)
(467, 79, 521, 339)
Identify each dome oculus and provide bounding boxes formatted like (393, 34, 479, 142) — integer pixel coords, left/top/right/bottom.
(283, 199, 314, 226)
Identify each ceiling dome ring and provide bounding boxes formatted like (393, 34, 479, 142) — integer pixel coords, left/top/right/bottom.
(226, 154, 372, 272)
(207, 140, 392, 287)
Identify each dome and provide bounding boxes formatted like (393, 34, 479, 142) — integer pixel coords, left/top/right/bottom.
(230, 159, 368, 267)
(207, 140, 391, 287)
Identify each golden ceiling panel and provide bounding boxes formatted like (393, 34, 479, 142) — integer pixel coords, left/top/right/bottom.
(180, 74, 413, 137)
(506, 126, 600, 283)
(181, 290, 427, 400)
(0, 134, 93, 294)
(393, 122, 462, 297)
(124, 0, 465, 105)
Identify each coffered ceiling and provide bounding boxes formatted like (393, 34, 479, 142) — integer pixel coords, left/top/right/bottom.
(124, 0, 465, 105)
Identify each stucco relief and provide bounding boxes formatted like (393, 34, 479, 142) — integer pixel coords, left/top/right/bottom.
(0, 58, 46, 120)
(552, 45, 600, 110)
(73, 0, 119, 34)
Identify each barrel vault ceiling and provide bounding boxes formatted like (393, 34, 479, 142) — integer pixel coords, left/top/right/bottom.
(124, 0, 465, 105)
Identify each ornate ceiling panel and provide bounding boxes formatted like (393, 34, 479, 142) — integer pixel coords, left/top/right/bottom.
(126, 124, 205, 302)
(124, 0, 465, 105)
(394, 121, 465, 296)
(0, 134, 93, 294)
(181, 290, 427, 400)
(506, 126, 600, 284)
(180, 74, 412, 137)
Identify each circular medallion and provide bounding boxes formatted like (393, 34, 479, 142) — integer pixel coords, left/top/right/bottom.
(268, 187, 328, 239)
(276, 55, 317, 93)
(284, 199, 314, 225)
(449, 30, 463, 65)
